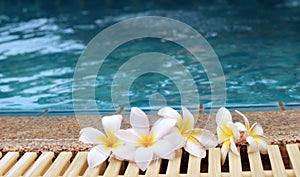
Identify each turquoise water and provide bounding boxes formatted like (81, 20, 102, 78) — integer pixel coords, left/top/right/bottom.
(0, 1, 300, 111)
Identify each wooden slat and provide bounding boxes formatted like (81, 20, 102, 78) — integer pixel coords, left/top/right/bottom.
(0, 144, 299, 177)
(103, 158, 122, 177)
(248, 150, 265, 177)
(268, 145, 287, 177)
(187, 154, 201, 176)
(210, 169, 296, 177)
(145, 158, 162, 177)
(63, 152, 88, 177)
(253, 169, 294, 177)
(83, 167, 100, 177)
(229, 148, 242, 177)
(0, 152, 19, 176)
(124, 162, 139, 177)
(43, 152, 72, 177)
(286, 144, 300, 177)
(83, 161, 106, 177)
(24, 152, 54, 177)
(4, 152, 37, 177)
(166, 149, 182, 177)
(208, 148, 221, 177)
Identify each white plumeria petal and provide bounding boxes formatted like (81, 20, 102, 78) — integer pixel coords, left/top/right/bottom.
(163, 128, 185, 149)
(158, 107, 183, 129)
(135, 147, 154, 171)
(150, 118, 176, 141)
(254, 135, 269, 154)
(87, 144, 110, 168)
(216, 107, 232, 126)
(217, 126, 229, 143)
(112, 144, 136, 161)
(182, 106, 195, 131)
(158, 107, 182, 120)
(184, 138, 206, 158)
(191, 129, 218, 148)
(79, 127, 106, 144)
(152, 139, 176, 159)
(159, 151, 175, 160)
(130, 107, 150, 135)
(227, 122, 240, 139)
(221, 141, 230, 165)
(102, 115, 122, 135)
(246, 136, 258, 153)
(234, 122, 247, 131)
(230, 136, 239, 155)
(235, 110, 250, 130)
(250, 123, 264, 136)
(115, 129, 140, 146)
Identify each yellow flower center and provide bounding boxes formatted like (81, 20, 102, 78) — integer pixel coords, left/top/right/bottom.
(100, 130, 121, 150)
(137, 134, 155, 147)
(183, 130, 192, 138)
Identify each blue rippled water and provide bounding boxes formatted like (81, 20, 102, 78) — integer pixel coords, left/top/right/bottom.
(0, 0, 299, 111)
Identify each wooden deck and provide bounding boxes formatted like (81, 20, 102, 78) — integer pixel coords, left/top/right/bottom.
(0, 144, 299, 177)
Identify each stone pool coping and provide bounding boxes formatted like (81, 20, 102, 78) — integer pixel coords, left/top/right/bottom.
(0, 110, 299, 153)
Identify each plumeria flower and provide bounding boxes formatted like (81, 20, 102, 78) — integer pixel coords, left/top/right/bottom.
(216, 107, 240, 164)
(234, 110, 269, 154)
(115, 107, 180, 171)
(158, 106, 218, 158)
(79, 115, 135, 167)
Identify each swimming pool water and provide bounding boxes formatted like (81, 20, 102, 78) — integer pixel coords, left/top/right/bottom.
(0, 0, 299, 110)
